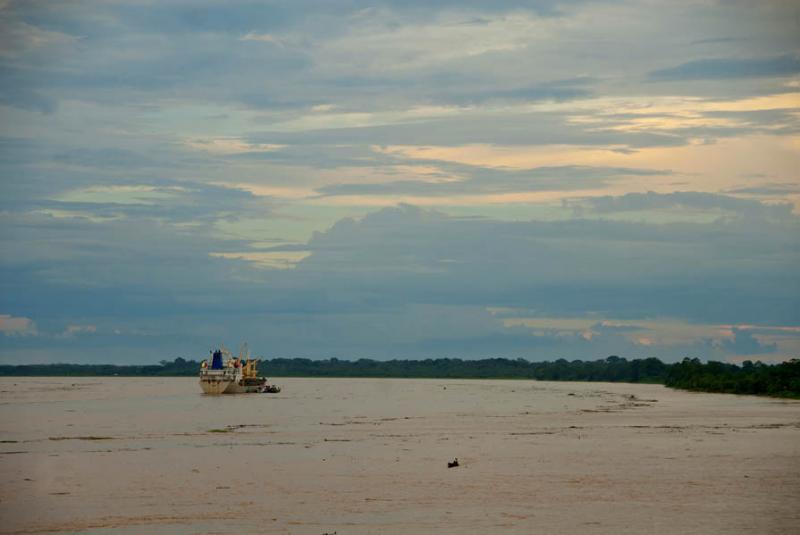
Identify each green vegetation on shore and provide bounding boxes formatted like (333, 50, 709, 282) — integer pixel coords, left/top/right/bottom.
(1, 356, 798, 398)
(664, 358, 800, 398)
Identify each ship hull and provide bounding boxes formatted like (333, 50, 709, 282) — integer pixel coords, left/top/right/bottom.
(199, 377, 266, 394)
(199, 378, 233, 395)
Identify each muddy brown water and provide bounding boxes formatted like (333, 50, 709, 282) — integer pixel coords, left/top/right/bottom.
(1, 377, 798, 534)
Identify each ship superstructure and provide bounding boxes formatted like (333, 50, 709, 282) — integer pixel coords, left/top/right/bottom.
(199, 344, 280, 394)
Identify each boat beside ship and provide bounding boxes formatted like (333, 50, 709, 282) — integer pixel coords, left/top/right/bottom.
(199, 344, 281, 395)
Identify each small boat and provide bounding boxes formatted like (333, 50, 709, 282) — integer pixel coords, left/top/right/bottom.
(198, 344, 280, 395)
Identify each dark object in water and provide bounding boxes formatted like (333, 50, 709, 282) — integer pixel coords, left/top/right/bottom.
(447, 458, 459, 468)
(261, 384, 281, 393)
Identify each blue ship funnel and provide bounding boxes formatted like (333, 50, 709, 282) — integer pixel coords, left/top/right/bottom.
(211, 350, 224, 369)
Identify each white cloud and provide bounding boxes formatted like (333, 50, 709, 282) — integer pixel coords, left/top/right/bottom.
(184, 137, 285, 154)
(62, 324, 98, 337)
(209, 251, 310, 270)
(0, 314, 37, 336)
(240, 32, 286, 47)
(54, 185, 185, 205)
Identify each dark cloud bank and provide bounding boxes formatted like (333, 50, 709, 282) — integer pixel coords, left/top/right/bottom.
(2, 197, 797, 363)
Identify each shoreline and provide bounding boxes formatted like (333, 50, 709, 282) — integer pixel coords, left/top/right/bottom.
(1, 374, 797, 400)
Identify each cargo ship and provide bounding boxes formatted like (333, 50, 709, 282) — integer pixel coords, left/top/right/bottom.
(199, 344, 281, 395)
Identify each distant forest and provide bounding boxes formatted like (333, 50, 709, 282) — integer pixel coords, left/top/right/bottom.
(1, 356, 799, 398)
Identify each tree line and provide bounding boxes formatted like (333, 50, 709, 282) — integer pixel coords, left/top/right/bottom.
(1, 356, 798, 398)
(664, 357, 800, 398)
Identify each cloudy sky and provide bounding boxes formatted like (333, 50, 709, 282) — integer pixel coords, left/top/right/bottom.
(0, 0, 798, 364)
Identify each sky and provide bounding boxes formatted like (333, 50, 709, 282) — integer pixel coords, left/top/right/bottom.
(0, 0, 798, 364)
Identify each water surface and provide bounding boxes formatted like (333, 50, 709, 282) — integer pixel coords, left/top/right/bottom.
(1, 377, 798, 533)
